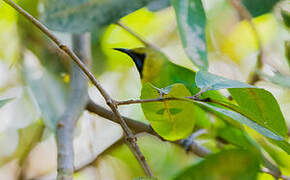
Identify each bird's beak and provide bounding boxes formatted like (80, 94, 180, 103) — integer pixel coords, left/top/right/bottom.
(113, 48, 145, 77)
(113, 48, 134, 58)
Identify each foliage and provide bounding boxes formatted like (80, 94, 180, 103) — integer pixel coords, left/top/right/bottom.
(173, 149, 260, 180)
(42, 0, 158, 33)
(241, 0, 280, 17)
(141, 83, 196, 140)
(0, 0, 289, 179)
(171, 0, 208, 70)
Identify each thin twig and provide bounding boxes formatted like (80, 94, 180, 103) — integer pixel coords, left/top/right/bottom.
(229, 0, 264, 85)
(116, 22, 150, 46)
(261, 167, 290, 180)
(115, 21, 159, 50)
(2, 0, 153, 177)
(115, 97, 191, 106)
(115, 94, 203, 106)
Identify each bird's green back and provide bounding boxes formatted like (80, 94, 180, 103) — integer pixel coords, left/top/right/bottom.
(133, 47, 199, 95)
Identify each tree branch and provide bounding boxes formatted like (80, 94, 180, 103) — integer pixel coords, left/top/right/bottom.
(56, 34, 90, 180)
(86, 100, 211, 157)
(115, 21, 159, 50)
(261, 167, 290, 180)
(2, 0, 153, 177)
(86, 100, 157, 135)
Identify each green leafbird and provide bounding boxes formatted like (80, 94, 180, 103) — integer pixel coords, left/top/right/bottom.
(114, 47, 199, 95)
(114, 47, 212, 140)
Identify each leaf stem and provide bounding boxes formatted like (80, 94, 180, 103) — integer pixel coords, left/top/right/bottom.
(2, 0, 153, 177)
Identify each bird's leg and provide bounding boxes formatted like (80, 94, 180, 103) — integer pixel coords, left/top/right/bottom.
(182, 129, 208, 152)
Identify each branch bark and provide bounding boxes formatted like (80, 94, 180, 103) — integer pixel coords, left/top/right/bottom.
(56, 34, 90, 180)
(86, 101, 157, 135)
(86, 100, 211, 157)
(261, 167, 290, 180)
(2, 0, 153, 177)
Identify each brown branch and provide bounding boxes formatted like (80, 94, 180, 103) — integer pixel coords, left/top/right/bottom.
(86, 101, 157, 135)
(2, 0, 153, 177)
(86, 100, 211, 157)
(229, 0, 264, 85)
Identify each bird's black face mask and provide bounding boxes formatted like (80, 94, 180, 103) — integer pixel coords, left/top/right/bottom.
(114, 48, 146, 77)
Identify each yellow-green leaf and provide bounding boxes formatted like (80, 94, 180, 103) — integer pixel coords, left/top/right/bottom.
(141, 83, 196, 141)
(229, 88, 288, 138)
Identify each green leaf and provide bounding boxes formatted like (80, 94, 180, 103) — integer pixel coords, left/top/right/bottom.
(23, 58, 69, 130)
(216, 125, 282, 173)
(194, 101, 284, 140)
(141, 83, 196, 141)
(0, 98, 13, 108)
(217, 125, 259, 151)
(196, 71, 254, 91)
(229, 88, 288, 138)
(195, 71, 288, 147)
(173, 149, 260, 180)
(171, 0, 208, 70)
(42, 0, 156, 33)
(206, 99, 290, 154)
(241, 0, 279, 17)
(257, 71, 290, 89)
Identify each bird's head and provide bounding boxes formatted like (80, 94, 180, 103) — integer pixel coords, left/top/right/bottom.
(114, 47, 165, 83)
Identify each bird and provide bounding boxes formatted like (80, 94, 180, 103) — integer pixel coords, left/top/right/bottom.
(114, 47, 200, 95)
(114, 47, 213, 140)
